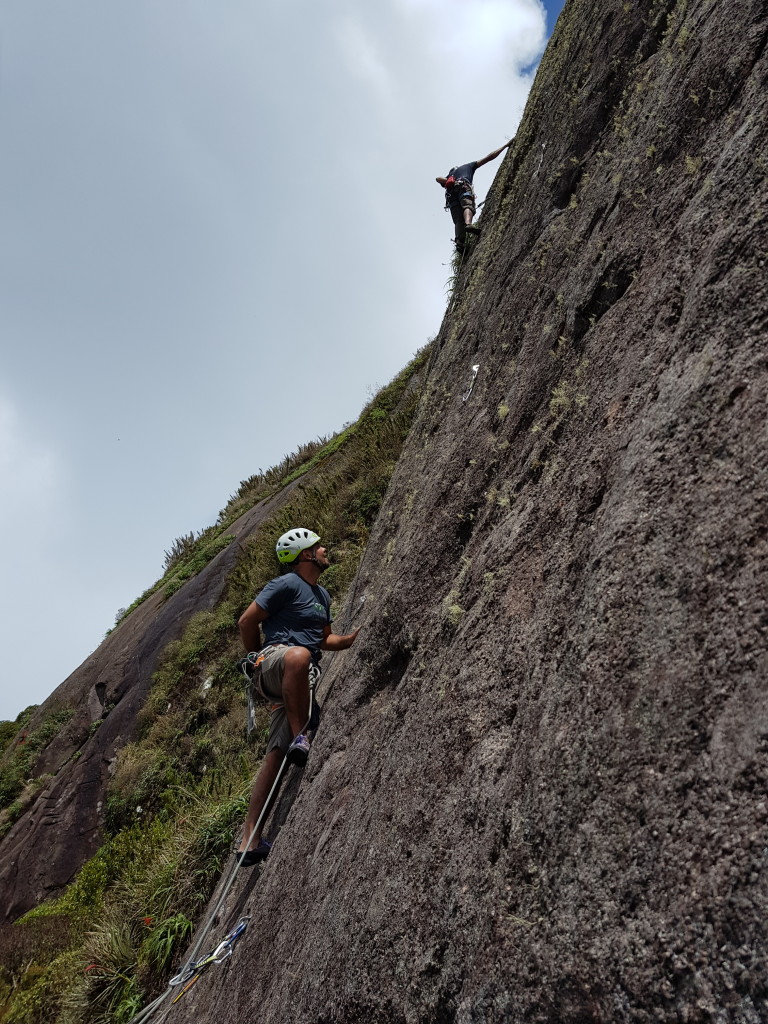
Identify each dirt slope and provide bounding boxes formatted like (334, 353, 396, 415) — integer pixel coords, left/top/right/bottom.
(167, 0, 768, 1021)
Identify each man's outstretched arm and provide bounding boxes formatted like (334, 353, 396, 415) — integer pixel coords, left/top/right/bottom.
(475, 139, 512, 169)
(320, 625, 361, 651)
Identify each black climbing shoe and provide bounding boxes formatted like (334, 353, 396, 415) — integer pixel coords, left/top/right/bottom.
(287, 733, 311, 767)
(237, 839, 272, 867)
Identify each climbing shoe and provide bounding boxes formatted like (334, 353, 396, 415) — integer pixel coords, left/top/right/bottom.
(465, 224, 481, 235)
(287, 733, 311, 767)
(238, 839, 272, 867)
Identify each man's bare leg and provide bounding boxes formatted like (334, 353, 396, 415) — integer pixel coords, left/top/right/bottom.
(464, 207, 481, 234)
(237, 647, 313, 854)
(238, 746, 285, 852)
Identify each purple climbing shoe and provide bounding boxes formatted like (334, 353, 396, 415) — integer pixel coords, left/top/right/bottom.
(287, 733, 311, 767)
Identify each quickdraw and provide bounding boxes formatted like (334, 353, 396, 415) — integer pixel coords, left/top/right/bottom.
(169, 917, 250, 1005)
(462, 364, 480, 403)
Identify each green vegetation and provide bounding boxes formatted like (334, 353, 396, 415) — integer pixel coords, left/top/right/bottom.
(0, 707, 73, 817)
(445, 235, 481, 305)
(0, 347, 430, 1024)
(111, 532, 236, 629)
(523, 363, 590, 486)
(0, 706, 36, 760)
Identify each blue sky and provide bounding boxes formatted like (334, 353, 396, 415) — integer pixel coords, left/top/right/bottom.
(0, 0, 565, 721)
(546, 0, 566, 34)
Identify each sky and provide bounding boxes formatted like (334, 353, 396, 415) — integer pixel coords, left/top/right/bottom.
(0, 0, 565, 722)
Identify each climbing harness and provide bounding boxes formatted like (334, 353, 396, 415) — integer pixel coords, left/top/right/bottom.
(234, 660, 320, 862)
(127, 674, 320, 1024)
(169, 918, 250, 1005)
(462, 364, 480, 403)
(240, 650, 321, 735)
(443, 176, 475, 211)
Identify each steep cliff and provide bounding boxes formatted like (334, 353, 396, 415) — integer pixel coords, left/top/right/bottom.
(166, 0, 768, 1020)
(3, 0, 768, 1020)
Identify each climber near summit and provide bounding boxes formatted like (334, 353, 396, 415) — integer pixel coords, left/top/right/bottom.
(236, 528, 360, 866)
(436, 139, 512, 248)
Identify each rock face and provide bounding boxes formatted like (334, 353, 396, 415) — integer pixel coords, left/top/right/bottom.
(166, 0, 768, 1021)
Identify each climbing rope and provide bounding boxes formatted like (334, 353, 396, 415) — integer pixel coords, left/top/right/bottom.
(340, 573, 368, 635)
(127, 675, 320, 1024)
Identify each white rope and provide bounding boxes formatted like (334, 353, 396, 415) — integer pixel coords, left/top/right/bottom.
(128, 675, 319, 1024)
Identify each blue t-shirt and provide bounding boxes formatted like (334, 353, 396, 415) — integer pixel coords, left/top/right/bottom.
(448, 161, 478, 185)
(255, 573, 332, 655)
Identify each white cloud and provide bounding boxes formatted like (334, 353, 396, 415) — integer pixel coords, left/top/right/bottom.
(335, 16, 397, 112)
(0, 394, 61, 533)
(394, 0, 546, 68)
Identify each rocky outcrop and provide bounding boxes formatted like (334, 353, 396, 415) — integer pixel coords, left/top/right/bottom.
(166, 0, 768, 1020)
(0, 481, 304, 919)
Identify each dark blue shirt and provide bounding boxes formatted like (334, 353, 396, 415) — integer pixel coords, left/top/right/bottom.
(255, 573, 332, 655)
(448, 161, 478, 184)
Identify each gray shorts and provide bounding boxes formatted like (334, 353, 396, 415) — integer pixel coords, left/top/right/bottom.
(254, 645, 321, 754)
(255, 645, 294, 754)
(456, 191, 476, 214)
(449, 189, 476, 220)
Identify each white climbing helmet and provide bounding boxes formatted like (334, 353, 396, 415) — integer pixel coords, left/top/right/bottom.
(276, 528, 321, 565)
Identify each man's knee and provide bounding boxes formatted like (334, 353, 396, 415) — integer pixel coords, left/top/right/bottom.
(283, 646, 311, 675)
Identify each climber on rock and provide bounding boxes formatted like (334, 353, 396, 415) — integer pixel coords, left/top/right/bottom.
(236, 528, 360, 866)
(436, 140, 512, 248)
